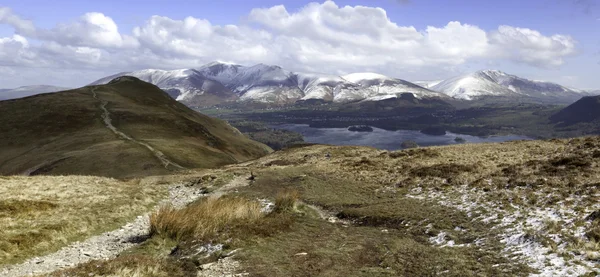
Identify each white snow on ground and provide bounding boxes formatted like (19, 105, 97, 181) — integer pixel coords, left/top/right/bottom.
(408, 185, 600, 276)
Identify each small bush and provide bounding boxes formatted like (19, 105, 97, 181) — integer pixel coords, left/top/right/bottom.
(274, 189, 300, 213)
(454, 137, 466, 143)
(149, 197, 262, 241)
(550, 156, 591, 168)
(410, 163, 473, 178)
(401, 140, 419, 149)
(388, 151, 408, 159)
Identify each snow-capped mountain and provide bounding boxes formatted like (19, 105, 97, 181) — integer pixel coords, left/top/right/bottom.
(414, 80, 443, 89)
(90, 62, 446, 105)
(342, 73, 443, 101)
(587, 90, 600, 96)
(197, 63, 304, 104)
(89, 68, 236, 106)
(431, 70, 590, 103)
(0, 85, 71, 101)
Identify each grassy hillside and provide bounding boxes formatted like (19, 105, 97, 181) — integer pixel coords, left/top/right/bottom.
(51, 136, 600, 276)
(0, 175, 165, 266)
(551, 96, 600, 125)
(0, 77, 271, 178)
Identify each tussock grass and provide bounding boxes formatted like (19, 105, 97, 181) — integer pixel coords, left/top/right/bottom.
(0, 175, 165, 266)
(273, 189, 299, 213)
(149, 196, 263, 241)
(0, 199, 58, 216)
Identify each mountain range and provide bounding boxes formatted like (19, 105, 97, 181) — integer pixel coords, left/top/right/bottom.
(89, 63, 596, 106)
(3, 63, 596, 106)
(0, 85, 70, 101)
(90, 62, 446, 106)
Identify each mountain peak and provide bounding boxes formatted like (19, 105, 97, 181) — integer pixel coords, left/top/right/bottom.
(478, 69, 506, 75)
(431, 69, 584, 103)
(342, 72, 392, 83)
(203, 61, 242, 68)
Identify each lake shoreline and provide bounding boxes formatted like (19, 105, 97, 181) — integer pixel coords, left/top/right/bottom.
(270, 124, 532, 151)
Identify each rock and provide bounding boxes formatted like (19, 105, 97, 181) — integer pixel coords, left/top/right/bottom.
(586, 210, 600, 221)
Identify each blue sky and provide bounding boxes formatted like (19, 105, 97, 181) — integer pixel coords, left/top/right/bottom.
(0, 0, 599, 89)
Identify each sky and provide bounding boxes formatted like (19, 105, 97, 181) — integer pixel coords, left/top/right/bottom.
(0, 0, 599, 89)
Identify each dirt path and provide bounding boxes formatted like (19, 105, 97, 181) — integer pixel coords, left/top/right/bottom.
(302, 202, 351, 225)
(0, 176, 251, 277)
(91, 87, 185, 170)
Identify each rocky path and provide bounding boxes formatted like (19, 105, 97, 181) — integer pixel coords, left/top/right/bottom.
(91, 87, 185, 170)
(0, 176, 247, 277)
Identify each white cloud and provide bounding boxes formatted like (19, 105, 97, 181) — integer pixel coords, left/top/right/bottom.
(0, 1, 581, 88)
(490, 26, 576, 67)
(43, 12, 138, 48)
(0, 7, 35, 35)
(132, 15, 272, 63)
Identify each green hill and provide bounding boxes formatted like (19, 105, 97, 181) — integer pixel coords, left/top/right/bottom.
(0, 76, 271, 178)
(550, 95, 600, 125)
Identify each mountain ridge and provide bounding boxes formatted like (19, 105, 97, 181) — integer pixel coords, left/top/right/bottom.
(431, 70, 591, 103)
(90, 62, 447, 106)
(0, 76, 271, 178)
(89, 63, 596, 107)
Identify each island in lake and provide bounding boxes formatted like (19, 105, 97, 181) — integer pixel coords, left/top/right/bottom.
(348, 125, 374, 132)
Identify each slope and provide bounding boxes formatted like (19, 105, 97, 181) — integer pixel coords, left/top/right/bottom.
(550, 95, 600, 125)
(0, 76, 271, 178)
(37, 136, 600, 276)
(90, 69, 237, 107)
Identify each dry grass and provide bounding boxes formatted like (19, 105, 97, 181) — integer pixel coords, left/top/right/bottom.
(149, 196, 263, 241)
(26, 136, 600, 276)
(273, 189, 299, 213)
(46, 254, 189, 277)
(0, 175, 166, 266)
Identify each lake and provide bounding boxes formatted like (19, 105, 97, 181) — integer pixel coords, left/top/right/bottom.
(272, 124, 532, 151)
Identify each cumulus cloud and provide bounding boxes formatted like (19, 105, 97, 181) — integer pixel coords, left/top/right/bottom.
(490, 26, 577, 67)
(0, 1, 581, 87)
(43, 12, 138, 48)
(0, 7, 36, 35)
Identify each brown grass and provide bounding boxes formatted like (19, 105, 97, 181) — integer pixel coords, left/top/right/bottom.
(273, 189, 299, 213)
(47, 254, 189, 277)
(149, 196, 263, 241)
(0, 175, 166, 266)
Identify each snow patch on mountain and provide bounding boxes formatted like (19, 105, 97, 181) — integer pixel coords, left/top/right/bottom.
(342, 72, 393, 83)
(343, 72, 446, 100)
(431, 70, 588, 103)
(414, 80, 443, 88)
